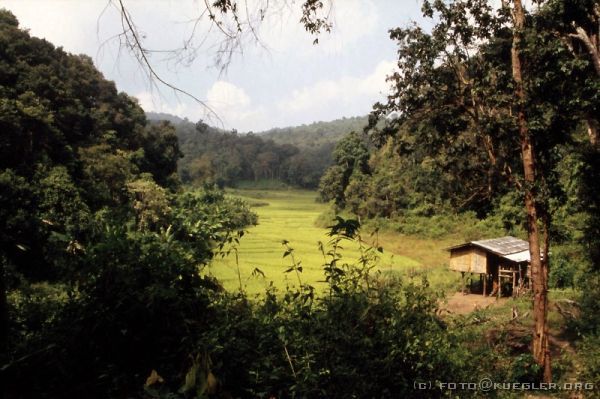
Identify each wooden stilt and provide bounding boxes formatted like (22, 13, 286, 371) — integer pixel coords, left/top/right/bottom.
(497, 271, 501, 299)
(518, 264, 523, 294)
(512, 270, 516, 297)
(483, 274, 487, 296)
(479, 274, 483, 295)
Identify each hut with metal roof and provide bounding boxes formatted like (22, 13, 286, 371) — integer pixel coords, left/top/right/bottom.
(446, 236, 532, 297)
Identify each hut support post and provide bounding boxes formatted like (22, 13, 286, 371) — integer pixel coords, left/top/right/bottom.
(518, 264, 523, 293)
(497, 272, 501, 299)
(483, 274, 487, 296)
(479, 274, 483, 294)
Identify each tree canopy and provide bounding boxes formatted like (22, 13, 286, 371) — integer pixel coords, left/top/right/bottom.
(157, 114, 360, 189)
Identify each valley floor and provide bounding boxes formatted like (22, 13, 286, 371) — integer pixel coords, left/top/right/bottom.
(209, 189, 424, 295)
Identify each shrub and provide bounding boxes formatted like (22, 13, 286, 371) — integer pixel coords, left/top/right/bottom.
(574, 273, 600, 335)
(548, 248, 577, 289)
(579, 334, 600, 390)
(509, 353, 542, 383)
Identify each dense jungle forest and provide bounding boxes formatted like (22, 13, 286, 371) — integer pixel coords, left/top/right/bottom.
(1, 0, 600, 398)
(162, 115, 363, 189)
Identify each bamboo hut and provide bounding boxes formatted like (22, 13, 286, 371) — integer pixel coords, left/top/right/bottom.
(447, 236, 533, 297)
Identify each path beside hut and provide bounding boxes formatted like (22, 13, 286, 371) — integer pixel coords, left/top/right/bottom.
(443, 292, 508, 315)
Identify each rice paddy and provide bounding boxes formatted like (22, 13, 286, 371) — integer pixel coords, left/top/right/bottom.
(207, 189, 427, 295)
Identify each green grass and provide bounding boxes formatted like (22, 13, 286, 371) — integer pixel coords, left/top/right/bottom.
(208, 189, 420, 295)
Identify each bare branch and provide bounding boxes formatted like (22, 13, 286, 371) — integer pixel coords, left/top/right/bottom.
(106, 0, 334, 122)
(115, 0, 221, 124)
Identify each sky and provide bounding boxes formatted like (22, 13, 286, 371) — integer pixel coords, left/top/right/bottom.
(0, 0, 428, 132)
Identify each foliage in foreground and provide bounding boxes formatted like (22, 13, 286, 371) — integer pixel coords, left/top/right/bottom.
(4, 218, 470, 399)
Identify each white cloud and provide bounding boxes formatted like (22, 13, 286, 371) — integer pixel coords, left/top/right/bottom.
(206, 81, 251, 109)
(205, 81, 267, 131)
(279, 60, 396, 114)
(330, 0, 379, 45)
(136, 81, 267, 131)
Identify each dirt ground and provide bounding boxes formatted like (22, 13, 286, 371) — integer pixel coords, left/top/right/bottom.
(442, 291, 508, 315)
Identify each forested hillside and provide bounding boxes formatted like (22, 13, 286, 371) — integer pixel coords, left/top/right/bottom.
(147, 113, 362, 189)
(258, 116, 367, 148)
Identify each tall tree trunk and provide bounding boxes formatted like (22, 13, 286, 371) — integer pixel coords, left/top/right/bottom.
(587, 117, 599, 148)
(569, 25, 600, 77)
(510, 0, 552, 382)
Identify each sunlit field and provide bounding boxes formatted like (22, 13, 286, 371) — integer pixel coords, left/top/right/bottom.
(208, 189, 423, 295)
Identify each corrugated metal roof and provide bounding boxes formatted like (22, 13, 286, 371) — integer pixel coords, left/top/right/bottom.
(471, 236, 529, 256)
(503, 249, 530, 263)
(446, 237, 538, 265)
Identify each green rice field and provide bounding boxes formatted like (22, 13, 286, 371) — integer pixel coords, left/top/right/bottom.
(207, 189, 424, 295)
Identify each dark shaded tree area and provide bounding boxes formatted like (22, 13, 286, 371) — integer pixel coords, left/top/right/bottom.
(0, 8, 184, 287)
(0, 10, 257, 397)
